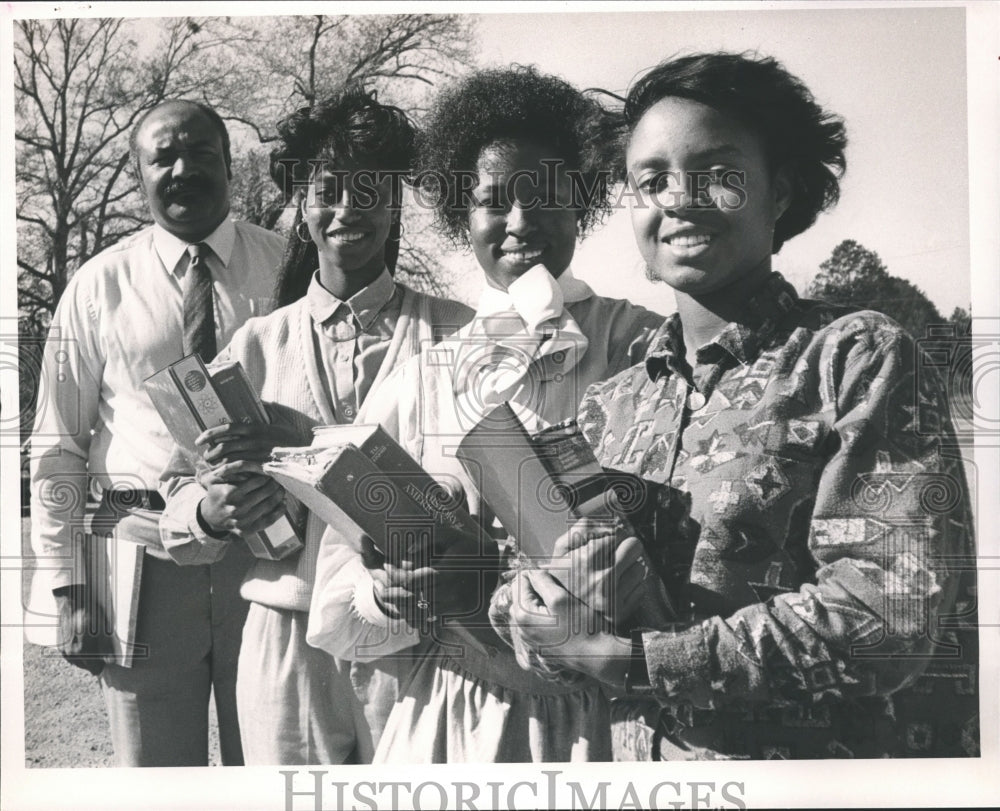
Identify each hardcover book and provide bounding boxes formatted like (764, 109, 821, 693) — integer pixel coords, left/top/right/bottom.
(311, 424, 481, 542)
(265, 437, 494, 650)
(144, 354, 302, 561)
(456, 403, 675, 627)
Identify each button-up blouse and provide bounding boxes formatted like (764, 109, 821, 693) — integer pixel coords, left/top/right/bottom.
(579, 273, 978, 758)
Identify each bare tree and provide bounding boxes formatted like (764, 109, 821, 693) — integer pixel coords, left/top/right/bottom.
(15, 14, 476, 336)
(214, 14, 475, 141)
(214, 13, 476, 294)
(14, 18, 250, 331)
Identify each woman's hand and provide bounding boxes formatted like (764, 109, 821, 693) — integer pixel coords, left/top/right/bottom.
(508, 568, 632, 684)
(198, 473, 286, 536)
(375, 528, 499, 626)
(544, 494, 650, 624)
(196, 420, 303, 467)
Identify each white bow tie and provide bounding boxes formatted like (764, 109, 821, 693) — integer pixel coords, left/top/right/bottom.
(456, 265, 592, 416)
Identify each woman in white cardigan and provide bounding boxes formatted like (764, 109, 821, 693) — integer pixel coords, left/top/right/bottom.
(305, 66, 664, 762)
(158, 85, 472, 765)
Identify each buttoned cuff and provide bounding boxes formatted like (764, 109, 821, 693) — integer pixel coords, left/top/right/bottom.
(159, 482, 234, 566)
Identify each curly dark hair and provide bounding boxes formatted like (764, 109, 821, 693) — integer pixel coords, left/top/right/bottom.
(417, 65, 618, 247)
(623, 52, 847, 252)
(270, 84, 417, 306)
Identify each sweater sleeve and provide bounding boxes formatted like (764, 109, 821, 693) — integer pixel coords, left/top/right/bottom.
(305, 522, 420, 661)
(639, 314, 973, 708)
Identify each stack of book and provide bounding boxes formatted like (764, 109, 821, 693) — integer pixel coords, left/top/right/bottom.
(144, 353, 303, 561)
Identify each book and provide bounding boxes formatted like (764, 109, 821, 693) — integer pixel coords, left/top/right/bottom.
(454, 404, 604, 559)
(85, 531, 145, 667)
(22, 526, 146, 669)
(143, 354, 302, 561)
(265, 438, 495, 651)
(311, 424, 481, 542)
(456, 402, 675, 626)
(264, 444, 412, 559)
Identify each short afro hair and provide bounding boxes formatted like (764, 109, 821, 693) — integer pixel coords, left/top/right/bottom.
(624, 52, 847, 252)
(417, 65, 618, 247)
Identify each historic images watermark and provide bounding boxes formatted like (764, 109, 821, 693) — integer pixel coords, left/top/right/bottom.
(281, 769, 748, 811)
(275, 161, 749, 215)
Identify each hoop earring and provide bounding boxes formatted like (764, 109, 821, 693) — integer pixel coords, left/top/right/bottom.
(295, 220, 312, 243)
(389, 220, 405, 243)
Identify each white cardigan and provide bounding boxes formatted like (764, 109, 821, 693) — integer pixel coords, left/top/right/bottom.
(158, 284, 473, 612)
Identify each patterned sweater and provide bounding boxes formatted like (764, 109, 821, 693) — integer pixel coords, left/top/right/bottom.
(579, 273, 978, 759)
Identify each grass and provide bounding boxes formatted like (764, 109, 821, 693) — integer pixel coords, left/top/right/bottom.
(20, 518, 222, 768)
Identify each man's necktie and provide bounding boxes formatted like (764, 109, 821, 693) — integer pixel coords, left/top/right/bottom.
(182, 242, 216, 360)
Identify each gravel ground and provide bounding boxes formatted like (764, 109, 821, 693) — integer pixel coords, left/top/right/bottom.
(20, 519, 222, 768)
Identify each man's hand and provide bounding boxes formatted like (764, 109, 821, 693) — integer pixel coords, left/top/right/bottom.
(53, 585, 113, 676)
(198, 474, 286, 536)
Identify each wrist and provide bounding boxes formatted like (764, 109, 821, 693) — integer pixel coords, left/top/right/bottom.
(196, 499, 230, 539)
(590, 634, 633, 685)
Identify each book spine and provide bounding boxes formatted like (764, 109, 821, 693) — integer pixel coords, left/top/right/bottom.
(358, 427, 481, 539)
(210, 363, 269, 425)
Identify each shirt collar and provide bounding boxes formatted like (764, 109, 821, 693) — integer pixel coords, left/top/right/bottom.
(644, 272, 801, 381)
(644, 313, 686, 382)
(153, 218, 237, 277)
(306, 267, 396, 329)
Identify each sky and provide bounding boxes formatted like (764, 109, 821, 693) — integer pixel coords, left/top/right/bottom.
(1, 4, 998, 810)
(439, 6, 972, 317)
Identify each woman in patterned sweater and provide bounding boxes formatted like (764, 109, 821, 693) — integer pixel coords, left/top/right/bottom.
(508, 52, 978, 760)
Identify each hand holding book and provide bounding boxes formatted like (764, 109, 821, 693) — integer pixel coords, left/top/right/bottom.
(197, 417, 305, 469)
(144, 354, 303, 560)
(540, 492, 651, 627)
(197, 467, 287, 537)
(375, 528, 495, 627)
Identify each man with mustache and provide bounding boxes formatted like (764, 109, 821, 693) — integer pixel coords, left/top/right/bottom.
(29, 99, 285, 766)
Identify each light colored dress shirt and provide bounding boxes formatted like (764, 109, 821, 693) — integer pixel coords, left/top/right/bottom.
(305, 269, 402, 422)
(30, 218, 285, 587)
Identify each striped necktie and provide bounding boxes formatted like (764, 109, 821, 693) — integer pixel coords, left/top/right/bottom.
(182, 242, 216, 360)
